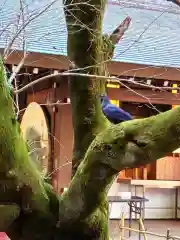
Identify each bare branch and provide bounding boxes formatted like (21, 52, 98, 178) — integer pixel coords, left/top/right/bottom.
(15, 71, 180, 93)
(9, 53, 28, 83)
(3, 0, 58, 58)
(59, 106, 180, 225)
(14, 78, 20, 118)
(110, 16, 131, 44)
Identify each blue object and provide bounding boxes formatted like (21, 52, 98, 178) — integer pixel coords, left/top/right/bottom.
(100, 95, 132, 124)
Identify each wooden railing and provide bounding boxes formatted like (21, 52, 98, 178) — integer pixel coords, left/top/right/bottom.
(118, 215, 180, 240)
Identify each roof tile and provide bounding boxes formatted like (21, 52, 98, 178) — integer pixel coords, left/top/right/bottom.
(0, 0, 180, 68)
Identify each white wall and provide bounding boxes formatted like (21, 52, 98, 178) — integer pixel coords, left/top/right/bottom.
(108, 180, 180, 219)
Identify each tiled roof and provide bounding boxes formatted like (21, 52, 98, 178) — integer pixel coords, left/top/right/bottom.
(0, 0, 180, 68)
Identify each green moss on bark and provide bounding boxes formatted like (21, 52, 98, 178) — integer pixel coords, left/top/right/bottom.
(57, 202, 109, 239)
(0, 59, 49, 212)
(1, 0, 180, 239)
(63, 0, 112, 176)
(56, 107, 180, 239)
(0, 204, 20, 231)
(0, 60, 61, 239)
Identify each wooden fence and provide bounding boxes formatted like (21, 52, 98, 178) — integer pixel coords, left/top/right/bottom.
(118, 214, 180, 240)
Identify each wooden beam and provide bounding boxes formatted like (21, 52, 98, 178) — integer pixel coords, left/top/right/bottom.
(117, 179, 180, 188)
(2, 48, 180, 81)
(107, 88, 180, 105)
(54, 79, 180, 105)
(1, 49, 68, 71)
(108, 61, 180, 81)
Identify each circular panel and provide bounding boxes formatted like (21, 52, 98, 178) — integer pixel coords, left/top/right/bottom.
(20, 102, 50, 176)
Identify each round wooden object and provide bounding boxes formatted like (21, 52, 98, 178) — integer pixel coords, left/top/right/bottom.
(20, 102, 50, 176)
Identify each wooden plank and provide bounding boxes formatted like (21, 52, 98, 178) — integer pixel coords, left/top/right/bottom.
(117, 179, 180, 188)
(107, 88, 180, 105)
(119, 213, 125, 240)
(139, 218, 148, 240)
(143, 167, 148, 180)
(133, 168, 139, 179)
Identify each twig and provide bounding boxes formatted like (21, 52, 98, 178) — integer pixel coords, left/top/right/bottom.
(17, 101, 69, 116)
(14, 72, 180, 94)
(9, 53, 28, 83)
(3, 0, 58, 58)
(19, 0, 26, 54)
(14, 78, 20, 118)
(139, 218, 148, 240)
(45, 161, 72, 179)
(119, 80, 161, 113)
(119, 213, 125, 240)
(120, 226, 180, 239)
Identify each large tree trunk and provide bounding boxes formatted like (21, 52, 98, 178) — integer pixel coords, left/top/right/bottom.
(65, 0, 109, 176)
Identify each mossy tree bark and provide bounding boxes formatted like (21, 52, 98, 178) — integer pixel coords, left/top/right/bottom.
(0, 60, 60, 239)
(64, 0, 131, 176)
(1, 0, 180, 239)
(64, 0, 109, 176)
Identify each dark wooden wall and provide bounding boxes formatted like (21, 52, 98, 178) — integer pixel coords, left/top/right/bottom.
(22, 78, 73, 192)
(19, 75, 180, 192)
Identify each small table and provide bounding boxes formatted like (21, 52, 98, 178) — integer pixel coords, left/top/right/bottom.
(118, 179, 180, 219)
(108, 196, 149, 240)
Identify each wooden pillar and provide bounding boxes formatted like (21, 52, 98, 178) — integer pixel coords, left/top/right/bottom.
(54, 79, 73, 193)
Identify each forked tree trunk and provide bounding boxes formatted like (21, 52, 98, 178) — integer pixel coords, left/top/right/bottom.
(1, 0, 180, 239)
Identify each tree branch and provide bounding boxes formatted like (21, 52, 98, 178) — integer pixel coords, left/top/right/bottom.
(15, 71, 180, 95)
(0, 59, 51, 213)
(9, 53, 28, 84)
(110, 16, 131, 44)
(63, 0, 131, 176)
(63, 0, 109, 176)
(0, 60, 60, 237)
(58, 106, 180, 227)
(3, 0, 57, 59)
